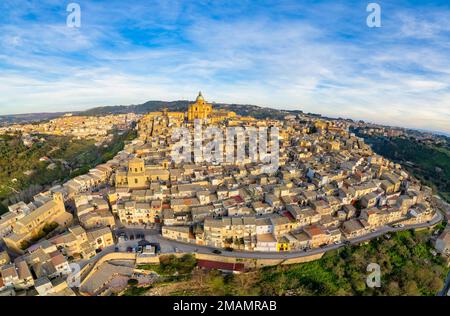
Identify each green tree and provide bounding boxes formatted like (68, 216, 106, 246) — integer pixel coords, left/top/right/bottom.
(403, 281, 420, 296)
(128, 279, 139, 286)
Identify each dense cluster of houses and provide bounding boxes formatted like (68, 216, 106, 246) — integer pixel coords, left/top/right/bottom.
(0, 98, 443, 296)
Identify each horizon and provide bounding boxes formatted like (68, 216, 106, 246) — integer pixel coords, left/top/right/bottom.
(1, 96, 449, 138)
(1, 0, 449, 134)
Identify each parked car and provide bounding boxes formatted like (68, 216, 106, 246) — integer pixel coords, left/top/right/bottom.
(147, 243, 161, 253)
(212, 249, 222, 255)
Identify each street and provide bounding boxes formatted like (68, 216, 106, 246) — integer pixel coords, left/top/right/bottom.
(107, 211, 443, 260)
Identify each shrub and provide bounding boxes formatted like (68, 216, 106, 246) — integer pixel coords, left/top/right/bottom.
(127, 279, 139, 286)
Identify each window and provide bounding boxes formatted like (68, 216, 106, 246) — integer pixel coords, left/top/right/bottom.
(135, 178, 138, 184)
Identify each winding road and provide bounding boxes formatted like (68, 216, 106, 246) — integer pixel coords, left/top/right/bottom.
(113, 211, 443, 260)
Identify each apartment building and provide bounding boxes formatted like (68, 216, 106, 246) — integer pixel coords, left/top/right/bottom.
(3, 193, 73, 253)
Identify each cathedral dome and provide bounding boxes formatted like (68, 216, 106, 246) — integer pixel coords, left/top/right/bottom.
(196, 91, 204, 102)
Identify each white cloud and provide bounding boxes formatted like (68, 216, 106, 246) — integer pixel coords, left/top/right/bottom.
(0, 1, 449, 135)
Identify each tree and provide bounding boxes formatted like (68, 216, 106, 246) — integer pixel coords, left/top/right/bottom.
(352, 278, 366, 294)
(127, 278, 139, 286)
(207, 270, 227, 295)
(232, 272, 259, 296)
(275, 273, 289, 296)
(403, 281, 420, 296)
(429, 277, 443, 294)
(386, 281, 401, 296)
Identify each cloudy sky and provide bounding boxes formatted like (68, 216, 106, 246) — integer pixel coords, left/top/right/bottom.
(0, 0, 449, 134)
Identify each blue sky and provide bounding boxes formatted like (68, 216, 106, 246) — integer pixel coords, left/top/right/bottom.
(0, 0, 449, 134)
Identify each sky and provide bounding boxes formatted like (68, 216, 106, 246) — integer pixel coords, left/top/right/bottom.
(0, 0, 449, 134)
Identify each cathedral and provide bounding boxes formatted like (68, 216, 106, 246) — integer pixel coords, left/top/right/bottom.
(187, 91, 213, 121)
(187, 92, 236, 123)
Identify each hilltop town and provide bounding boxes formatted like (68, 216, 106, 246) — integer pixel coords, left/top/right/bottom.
(0, 92, 448, 296)
(0, 113, 139, 145)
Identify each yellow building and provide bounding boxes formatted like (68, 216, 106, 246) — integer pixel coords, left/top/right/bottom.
(116, 158, 148, 189)
(143, 110, 185, 121)
(3, 193, 73, 253)
(117, 200, 162, 225)
(210, 109, 236, 124)
(49, 225, 114, 259)
(0, 249, 10, 265)
(276, 236, 291, 252)
(326, 140, 340, 151)
(115, 158, 170, 189)
(314, 120, 328, 130)
(138, 109, 185, 140)
(188, 92, 213, 121)
(127, 158, 148, 189)
(162, 226, 192, 243)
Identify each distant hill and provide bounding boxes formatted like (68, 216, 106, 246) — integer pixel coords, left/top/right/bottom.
(0, 112, 72, 125)
(0, 100, 314, 126)
(81, 100, 306, 120)
(81, 100, 190, 115)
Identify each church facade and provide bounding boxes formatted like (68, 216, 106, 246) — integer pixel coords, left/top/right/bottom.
(188, 92, 236, 123)
(187, 92, 213, 121)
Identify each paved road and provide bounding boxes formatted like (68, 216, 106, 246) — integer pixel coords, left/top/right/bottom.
(68, 211, 443, 292)
(77, 245, 116, 269)
(439, 271, 450, 296)
(113, 211, 443, 260)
